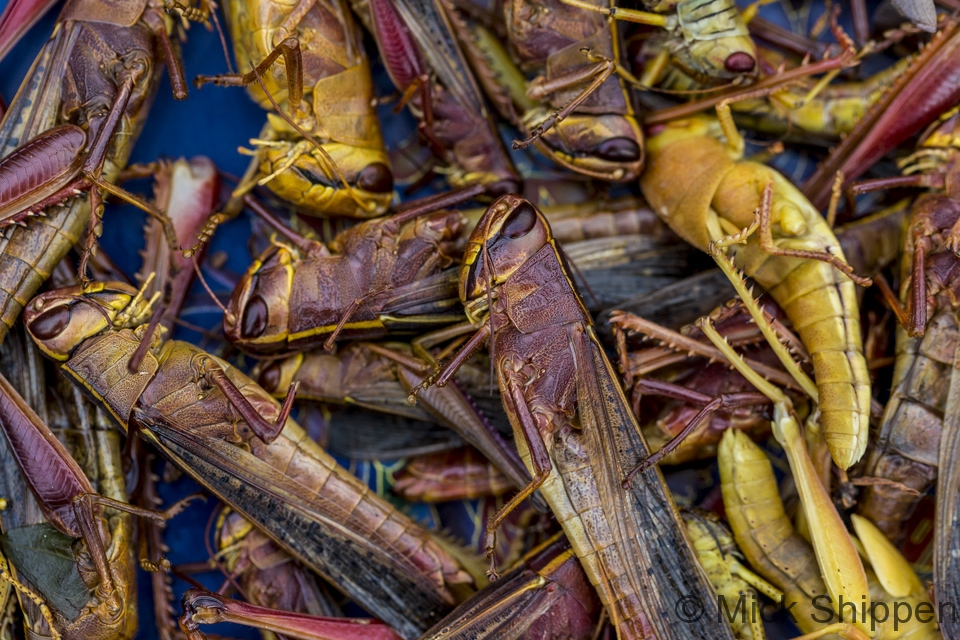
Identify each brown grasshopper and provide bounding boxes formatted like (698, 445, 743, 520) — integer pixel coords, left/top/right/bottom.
(416, 194, 733, 639)
(803, 18, 960, 209)
(152, 504, 344, 637)
(640, 84, 872, 472)
(394, 446, 515, 502)
(178, 532, 602, 640)
(0, 350, 192, 640)
(842, 121, 960, 640)
(23, 279, 473, 639)
(254, 340, 534, 496)
(857, 166, 960, 544)
(223, 191, 477, 354)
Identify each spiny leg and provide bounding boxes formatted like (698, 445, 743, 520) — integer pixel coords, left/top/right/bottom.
(195, 37, 304, 107)
(73, 65, 181, 284)
(410, 322, 478, 366)
(514, 59, 617, 150)
(199, 358, 300, 444)
(0, 556, 61, 640)
(483, 374, 552, 580)
(73, 493, 197, 612)
(401, 323, 480, 393)
(708, 238, 818, 399)
(698, 261, 870, 621)
(624, 379, 768, 481)
(607, 310, 802, 391)
(750, 183, 872, 287)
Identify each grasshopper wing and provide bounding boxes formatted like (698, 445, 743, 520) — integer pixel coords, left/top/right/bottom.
(133, 407, 454, 640)
(892, 0, 937, 31)
(0, 18, 66, 154)
(571, 327, 735, 640)
(935, 338, 960, 638)
(0, 0, 59, 65)
(391, 0, 489, 116)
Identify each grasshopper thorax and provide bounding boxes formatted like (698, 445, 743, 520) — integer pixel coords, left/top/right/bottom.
(461, 195, 552, 304)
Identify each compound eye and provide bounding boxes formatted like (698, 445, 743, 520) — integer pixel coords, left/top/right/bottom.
(258, 361, 282, 393)
(502, 202, 538, 239)
(31, 305, 71, 341)
(593, 137, 641, 162)
(725, 52, 756, 73)
(357, 163, 393, 194)
(241, 295, 269, 339)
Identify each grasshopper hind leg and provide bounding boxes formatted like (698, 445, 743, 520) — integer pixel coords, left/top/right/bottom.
(483, 375, 554, 580)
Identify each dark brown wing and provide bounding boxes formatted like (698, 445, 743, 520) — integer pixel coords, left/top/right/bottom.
(324, 407, 464, 459)
(570, 326, 735, 640)
(421, 545, 566, 640)
(566, 236, 709, 311)
(380, 268, 463, 324)
(133, 407, 452, 640)
(935, 336, 960, 638)
(597, 268, 732, 337)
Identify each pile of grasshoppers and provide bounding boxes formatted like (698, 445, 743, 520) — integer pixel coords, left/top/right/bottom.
(0, 0, 959, 638)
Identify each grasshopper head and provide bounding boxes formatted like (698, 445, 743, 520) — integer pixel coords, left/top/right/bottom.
(259, 141, 394, 218)
(25, 283, 142, 361)
(670, 0, 757, 83)
(672, 35, 758, 84)
(461, 195, 552, 304)
(253, 353, 304, 396)
(224, 244, 295, 353)
(531, 112, 644, 182)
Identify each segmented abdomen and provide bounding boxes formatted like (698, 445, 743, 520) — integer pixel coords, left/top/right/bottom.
(763, 252, 871, 470)
(139, 342, 470, 602)
(394, 447, 514, 502)
(719, 431, 827, 634)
